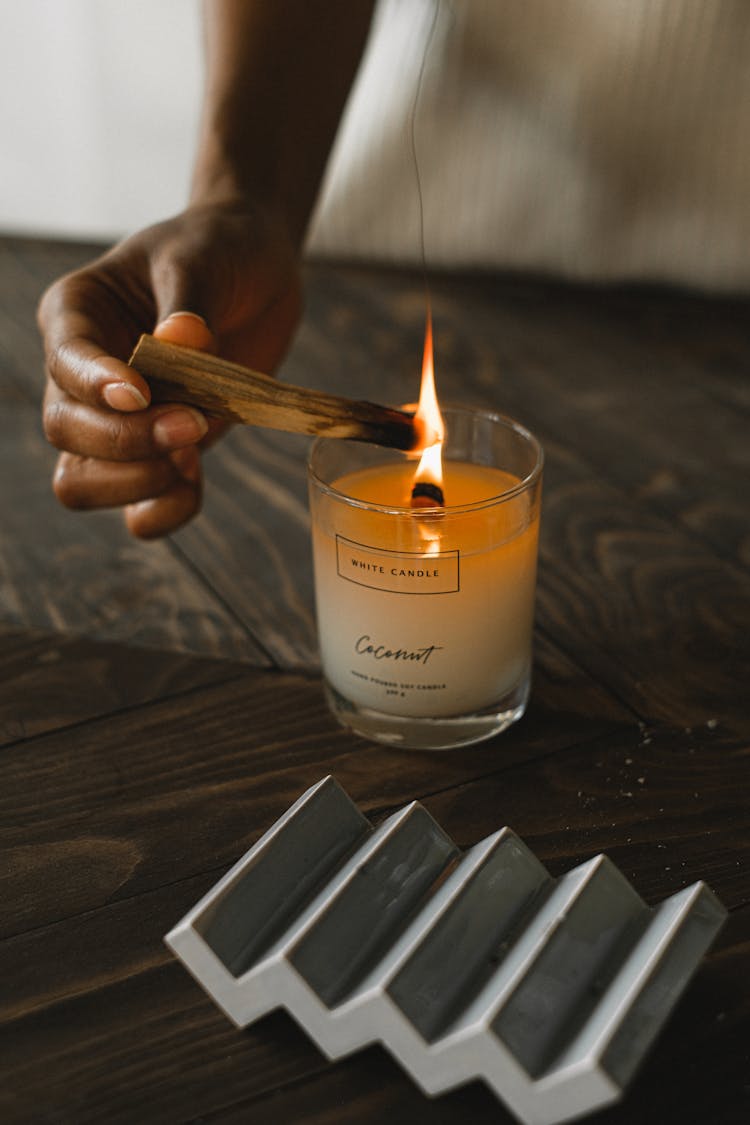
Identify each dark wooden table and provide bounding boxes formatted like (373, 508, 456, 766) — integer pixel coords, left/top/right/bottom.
(1, 234, 748, 1124)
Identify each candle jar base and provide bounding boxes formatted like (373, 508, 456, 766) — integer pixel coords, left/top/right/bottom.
(324, 674, 530, 751)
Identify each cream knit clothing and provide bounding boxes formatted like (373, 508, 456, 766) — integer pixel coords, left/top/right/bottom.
(307, 0, 750, 290)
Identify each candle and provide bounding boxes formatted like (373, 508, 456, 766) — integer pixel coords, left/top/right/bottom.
(308, 406, 543, 750)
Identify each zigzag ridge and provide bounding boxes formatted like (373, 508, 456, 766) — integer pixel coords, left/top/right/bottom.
(166, 776, 726, 1125)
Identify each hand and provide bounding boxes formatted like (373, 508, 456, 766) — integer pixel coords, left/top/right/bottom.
(37, 199, 302, 538)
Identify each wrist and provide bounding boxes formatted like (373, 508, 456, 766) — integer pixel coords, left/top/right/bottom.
(190, 128, 312, 251)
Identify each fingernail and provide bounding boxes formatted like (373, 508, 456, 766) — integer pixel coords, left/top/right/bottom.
(103, 382, 149, 411)
(126, 499, 155, 518)
(170, 446, 201, 484)
(158, 311, 208, 328)
(153, 311, 216, 350)
(153, 408, 208, 449)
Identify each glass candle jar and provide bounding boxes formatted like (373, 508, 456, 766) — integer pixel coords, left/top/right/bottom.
(308, 406, 543, 750)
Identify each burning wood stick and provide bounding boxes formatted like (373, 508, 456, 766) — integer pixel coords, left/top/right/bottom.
(128, 334, 422, 452)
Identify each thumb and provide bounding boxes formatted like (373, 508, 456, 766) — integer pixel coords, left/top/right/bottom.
(152, 310, 217, 353)
(149, 232, 221, 350)
(152, 310, 229, 451)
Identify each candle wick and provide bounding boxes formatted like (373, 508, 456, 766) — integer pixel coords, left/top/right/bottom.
(410, 481, 445, 509)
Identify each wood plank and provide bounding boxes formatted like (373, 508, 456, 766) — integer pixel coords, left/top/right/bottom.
(534, 465, 750, 733)
(0, 626, 243, 746)
(0, 649, 742, 1125)
(0, 643, 628, 940)
(1, 721, 743, 1023)
(456, 278, 750, 571)
(1, 236, 746, 1125)
(0, 236, 104, 406)
(579, 282, 750, 418)
(0, 781, 744, 1125)
(0, 403, 266, 663)
(420, 723, 749, 909)
(0, 875, 211, 1026)
(0, 235, 105, 306)
(174, 426, 318, 666)
(0, 970, 323, 1125)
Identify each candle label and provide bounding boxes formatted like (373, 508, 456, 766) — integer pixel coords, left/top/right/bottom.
(336, 535, 460, 595)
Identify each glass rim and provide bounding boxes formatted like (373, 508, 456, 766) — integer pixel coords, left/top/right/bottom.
(307, 404, 544, 517)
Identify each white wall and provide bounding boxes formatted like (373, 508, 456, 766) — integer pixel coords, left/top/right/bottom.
(0, 0, 203, 240)
(5, 0, 749, 290)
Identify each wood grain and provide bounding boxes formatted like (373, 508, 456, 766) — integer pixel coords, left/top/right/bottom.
(174, 426, 319, 667)
(1, 235, 748, 1125)
(421, 723, 749, 909)
(0, 643, 628, 940)
(0, 404, 266, 663)
(0, 658, 744, 1124)
(1, 706, 745, 1123)
(0, 625, 243, 746)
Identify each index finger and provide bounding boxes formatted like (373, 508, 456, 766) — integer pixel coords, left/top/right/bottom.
(38, 276, 151, 412)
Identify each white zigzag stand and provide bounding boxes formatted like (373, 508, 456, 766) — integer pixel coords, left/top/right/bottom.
(165, 776, 726, 1125)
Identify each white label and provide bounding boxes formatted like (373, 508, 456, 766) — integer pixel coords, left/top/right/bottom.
(335, 536, 459, 595)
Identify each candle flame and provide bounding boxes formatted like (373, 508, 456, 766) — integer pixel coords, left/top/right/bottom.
(411, 308, 445, 556)
(412, 307, 445, 490)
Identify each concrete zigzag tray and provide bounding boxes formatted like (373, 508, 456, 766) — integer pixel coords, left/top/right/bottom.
(165, 776, 726, 1125)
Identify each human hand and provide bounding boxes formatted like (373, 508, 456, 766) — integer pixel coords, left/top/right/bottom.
(38, 199, 302, 538)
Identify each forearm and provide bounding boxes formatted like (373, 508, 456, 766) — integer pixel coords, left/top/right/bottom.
(192, 0, 375, 245)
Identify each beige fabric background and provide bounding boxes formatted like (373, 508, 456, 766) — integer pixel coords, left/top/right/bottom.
(308, 0, 750, 290)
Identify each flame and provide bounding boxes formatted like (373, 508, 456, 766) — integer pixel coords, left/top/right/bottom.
(412, 307, 445, 490)
(411, 308, 445, 555)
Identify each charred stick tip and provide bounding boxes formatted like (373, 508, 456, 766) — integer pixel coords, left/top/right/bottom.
(410, 480, 445, 508)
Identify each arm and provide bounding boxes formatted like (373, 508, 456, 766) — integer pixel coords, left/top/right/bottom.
(194, 0, 374, 241)
(38, 0, 374, 539)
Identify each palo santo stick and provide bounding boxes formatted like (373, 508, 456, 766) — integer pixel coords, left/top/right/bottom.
(129, 334, 422, 452)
